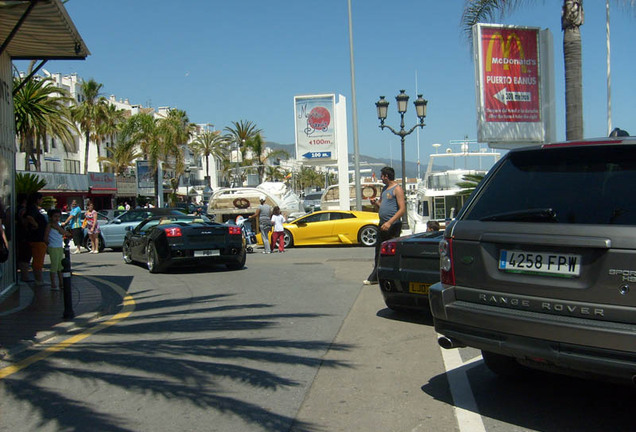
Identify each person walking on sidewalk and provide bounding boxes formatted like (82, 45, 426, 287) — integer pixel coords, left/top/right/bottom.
(248, 195, 272, 254)
(363, 166, 405, 285)
(44, 208, 65, 290)
(25, 192, 47, 286)
(15, 193, 32, 282)
(62, 200, 83, 254)
(270, 206, 286, 253)
(85, 202, 101, 253)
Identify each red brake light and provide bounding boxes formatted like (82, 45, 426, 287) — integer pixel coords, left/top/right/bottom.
(380, 241, 397, 256)
(228, 226, 242, 235)
(164, 227, 182, 237)
(439, 238, 455, 285)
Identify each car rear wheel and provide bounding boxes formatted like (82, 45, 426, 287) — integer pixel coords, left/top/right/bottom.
(147, 243, 163, 273)
(358, 225, 379, 247)
(122, 241, 133, 264)
(283, 229, 293, 248)
(226, 248, 246, 270)
(481, 350, 526, 377)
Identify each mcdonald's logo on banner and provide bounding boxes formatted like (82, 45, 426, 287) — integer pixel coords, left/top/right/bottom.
(485, 31, 537, 74)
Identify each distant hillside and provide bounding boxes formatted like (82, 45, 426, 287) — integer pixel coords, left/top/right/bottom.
(266, 141, 440, 179)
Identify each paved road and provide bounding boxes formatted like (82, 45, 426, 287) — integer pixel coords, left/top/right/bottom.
(1, 247, 636, 431)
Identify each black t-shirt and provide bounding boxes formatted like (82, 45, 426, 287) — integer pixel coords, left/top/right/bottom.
(26, 205, 47, 242)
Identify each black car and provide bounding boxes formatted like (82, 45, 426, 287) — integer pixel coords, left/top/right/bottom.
(377, 230, 444, 311)
(122, 214, 246, 273)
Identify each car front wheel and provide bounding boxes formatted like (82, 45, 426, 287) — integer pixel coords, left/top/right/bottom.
(123, 241, 133, 264)
(358, 225, 379, 247)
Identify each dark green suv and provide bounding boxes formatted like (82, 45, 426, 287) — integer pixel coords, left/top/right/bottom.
(430, 137, 636, 383)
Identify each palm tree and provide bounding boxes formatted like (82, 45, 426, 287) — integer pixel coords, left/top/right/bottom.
(297, 166, 326, 191)
(265, 165, 286, 182)
(72, 78, 104, 174)
(463, 1, 636, 140)
(189, 130, 228, 187)
(244, 133, 290, 183)
(158, 109, 194, 204)
(96, 103, 126, 172)
(123, 110, 190, 205)
(98, 120, 143, 175)
(224, 119, 262, 159)
(13, 76, 76, 171)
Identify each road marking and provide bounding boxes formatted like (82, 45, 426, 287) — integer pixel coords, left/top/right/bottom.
(438, 335, 487, 432)
(0, 276, 135, 380)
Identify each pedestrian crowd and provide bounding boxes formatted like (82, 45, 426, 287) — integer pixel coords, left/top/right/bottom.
(8, 194, 108, 288)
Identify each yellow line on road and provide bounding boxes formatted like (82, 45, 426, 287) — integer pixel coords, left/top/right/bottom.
(0, 276, 135, 380)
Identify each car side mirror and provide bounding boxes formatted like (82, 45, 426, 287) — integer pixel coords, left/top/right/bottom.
(113, 219, 122, 225)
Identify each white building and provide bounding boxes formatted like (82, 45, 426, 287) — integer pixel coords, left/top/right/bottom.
(14, 71, 220, 204)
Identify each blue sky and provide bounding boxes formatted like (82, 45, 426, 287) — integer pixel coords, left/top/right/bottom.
(20, 1, 636, 165)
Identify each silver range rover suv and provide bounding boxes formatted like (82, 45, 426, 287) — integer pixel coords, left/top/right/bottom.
(430, 137, 636, 384)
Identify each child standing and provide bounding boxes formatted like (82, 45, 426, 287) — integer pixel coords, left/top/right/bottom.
(270, 206, 286, 253)
(44, 208, 65, 290)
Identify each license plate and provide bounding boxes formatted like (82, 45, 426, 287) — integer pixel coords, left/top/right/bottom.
(195, 249, 220, 257)
(499, 250, 581, 277)
(409, 282, 431, 294)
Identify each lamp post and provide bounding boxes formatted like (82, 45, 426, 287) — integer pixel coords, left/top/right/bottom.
(184, 167, 191, 202)
(375, 90, 427, 229)
(232, 140, 243, 187)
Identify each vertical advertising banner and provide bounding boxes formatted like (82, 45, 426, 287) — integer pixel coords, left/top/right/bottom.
(294, 94, 337, 164)
(475, 24, 553, 147)
(136, 160, 154, 196)
(482, 26, 539, 122)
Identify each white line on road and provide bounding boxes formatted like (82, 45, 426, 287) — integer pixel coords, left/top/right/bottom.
(438, 335, 487, 432)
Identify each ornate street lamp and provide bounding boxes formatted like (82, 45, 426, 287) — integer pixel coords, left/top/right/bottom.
(375, 90, 428, 229)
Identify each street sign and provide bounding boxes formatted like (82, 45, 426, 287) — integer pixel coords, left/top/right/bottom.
(302, 151, 332, 159)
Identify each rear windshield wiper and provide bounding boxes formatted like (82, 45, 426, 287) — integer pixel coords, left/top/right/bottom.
(480, 208, 558, 222)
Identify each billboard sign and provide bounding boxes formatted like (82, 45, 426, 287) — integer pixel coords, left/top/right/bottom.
(482, 26, 539, 122)
(474, 24, 554, 147)
(136, 160, 154, 196)
(294, 94, 337, 164)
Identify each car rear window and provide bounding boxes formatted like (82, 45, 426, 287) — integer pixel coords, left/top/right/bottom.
(462, 145, 636, 225)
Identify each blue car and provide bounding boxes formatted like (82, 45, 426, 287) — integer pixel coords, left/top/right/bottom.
(94, 208, 185, 251)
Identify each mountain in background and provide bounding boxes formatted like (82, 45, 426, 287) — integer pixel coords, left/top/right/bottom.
(266, 141, 440, 180)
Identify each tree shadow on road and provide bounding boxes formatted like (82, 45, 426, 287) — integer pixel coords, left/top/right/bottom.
(0, 274, 354, 432)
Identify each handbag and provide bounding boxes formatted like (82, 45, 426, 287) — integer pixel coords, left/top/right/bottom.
(82, 218, 88, 229)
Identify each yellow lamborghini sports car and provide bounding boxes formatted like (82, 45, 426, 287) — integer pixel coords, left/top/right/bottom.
(257, 210, 380, 248)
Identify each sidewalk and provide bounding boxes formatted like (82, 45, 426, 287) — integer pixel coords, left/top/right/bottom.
(0, 275, 108, 358)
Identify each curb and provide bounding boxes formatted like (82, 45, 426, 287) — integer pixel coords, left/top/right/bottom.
(0, 310, 105, 360)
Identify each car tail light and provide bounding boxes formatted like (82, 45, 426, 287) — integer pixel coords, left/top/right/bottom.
(164, 227, 182, 237)
(228, 226, 242, 235)
(439, 238, 455, 285)
(380, 240, 397, 256)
